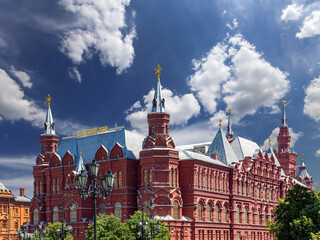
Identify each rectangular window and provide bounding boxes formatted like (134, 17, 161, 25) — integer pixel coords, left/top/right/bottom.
(149, 169, 152, 186)
(52, 180, 55, 194)
(251, 184, 254, 197)
(196, 172, 199, 188)
(206, 174, 208, 190)
(209, 174, 211, 190)
(114, 173, 118, 189)
(56, 179, 59, 194)
(119, 172, 122, 188)
(25, 209, 28, 215)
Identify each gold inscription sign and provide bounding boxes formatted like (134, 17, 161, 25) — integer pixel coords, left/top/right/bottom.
(77, 126, 108, 137)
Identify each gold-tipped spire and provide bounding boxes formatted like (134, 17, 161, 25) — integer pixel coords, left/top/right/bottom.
(227, 108, 232, 117)
(301, 153, 304, 162)
(282, 99, 286, 109)
(219, 119, 222, 128)
(46, 94, 52, 108)
(80, 151, 82, 158)
(154, 65, 162, 81)
(268, 139, 271, 146)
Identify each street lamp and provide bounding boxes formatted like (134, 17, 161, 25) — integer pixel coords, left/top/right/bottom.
(57, 223, 73, 240)
(17, 224, 29, 240)
(34, 224, 47, 240)
(76, 159, 115, 240)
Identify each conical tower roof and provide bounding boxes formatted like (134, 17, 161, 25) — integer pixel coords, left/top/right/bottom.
(281, 99, 288, 127)
(44, 94, 56, 135)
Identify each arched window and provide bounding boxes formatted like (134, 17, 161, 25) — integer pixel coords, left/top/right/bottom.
(52, 180, 55, 194)
(222, 178, 225, 192)
(174, 169, 177, 187)
(114, 173, 118, 189)
(144, 170, 147, 186)
(217, 176, 220, 191)
(149, 169, 152, 186)
(239, 181, 242, 195)
(198, 203, 203, 221)
(15, 221, 19, 230)
(244, 182, 247, 195)
(223, 206, 227, 222)
(70, 204, 77, 222)
(251, 184, 254, 197)
(257, 186, 260, 199)
(33, 209, 39, 225)
(269, 188, 273, 201)
(172, 169, 175, 187)
(114, 202, 121, 219)
(206, 204, 211, 221)
(235, 181, 238, 194)
(263, 187, 266, 200)
(99, 204, 106, 215)
(236, 207, 240, 223)
(200, 173, 203, 189)
(214, 176, 217, 190)
(209, 174, 211, 190)
(119, 172, 122, 188)
(251, 210, 254, 224)
(56, 179, 59, 194)
(206, 174, 208, 190)
(39, 182, 42, 195)
(257, 210, 261, 225)
(53, 207, 59, 223)
(215, 204, 220, 222)
(173, 201, 179, 219)
(244, 208, 248, 224)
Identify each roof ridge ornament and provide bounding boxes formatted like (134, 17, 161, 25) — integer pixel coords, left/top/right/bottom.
(301, 153, 304, 162)
(46, 94, 52, 108)
(219, 119, 222, 129)
(268, 139, 271, 147)
(282, 99, 286, 109)
(154, 65, 162, 81)
(227, 108, 232, 116)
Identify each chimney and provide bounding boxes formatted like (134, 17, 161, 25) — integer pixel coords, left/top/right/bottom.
(19, 188, 25, 196)
(211, 153, 218, 160)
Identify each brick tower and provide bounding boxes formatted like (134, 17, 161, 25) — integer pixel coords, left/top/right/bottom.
(139, 65, 182, 219)
(276, 100, 297, 178)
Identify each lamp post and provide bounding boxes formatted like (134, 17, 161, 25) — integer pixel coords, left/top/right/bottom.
(57, 223, 73, 240)
(76, 159, 115, 240)
(149, 215, 161, 239)
(17, 224, 28, 240)
(34, 224, 46, 240)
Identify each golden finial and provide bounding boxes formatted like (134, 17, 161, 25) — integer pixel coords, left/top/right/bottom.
(80, 151, 82, 158)
(154, 65, 162, 81)
(268, 139, 271, 146)
(227, 108, 232, 116)
(219, 119, 222, 128)
(301, 153, 304, 162)
(45, 94, 52, 108)
(282, 99, 286, 109)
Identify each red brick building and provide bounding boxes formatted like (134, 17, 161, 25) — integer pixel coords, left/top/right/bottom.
(30, 73, 312, 240)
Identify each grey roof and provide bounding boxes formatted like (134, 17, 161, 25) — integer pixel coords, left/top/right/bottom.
(207, 128, 239, 165)
(266, 147, 286, 176)
(296, 162, 311, 180)
(57, 128, 145, 166)
(14, 195, 31, 203)
(179, 150, 229, 167)
(230, 136, 261, 161)
(151, 77, 165, 113)
(44, 106, 55, 135)
(0, 182, 8, 191)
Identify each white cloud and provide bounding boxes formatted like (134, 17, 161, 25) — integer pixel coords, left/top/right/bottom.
(281, 3, 304, 22)
(315, 149, 320, 157)
(304, 76, 320, 121)
(188, 43, 230, 114)
(0, 155, 36, 197)
(0, 68, 44, 125)
(126, 88, 200, 135)
(59, 0, 136, 74)
(9, 66, 32, 88)
(296, 10, 320, 38)
(188, 34, 290, 123)
(223, 34, 290, 122)
(261, 127, 303, 151)
(226, 18, 238, 30)
(68, 66, 82, 83)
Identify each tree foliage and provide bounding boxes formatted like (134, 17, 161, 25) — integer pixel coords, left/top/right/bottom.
(86, 214, 134, 240)
(32, 222, 73, 240)
(126, 211, 172, 240)
(267, 184, 320, 240)
(85, 211, 171, 240)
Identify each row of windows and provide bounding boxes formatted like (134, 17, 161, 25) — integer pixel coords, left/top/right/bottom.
(234, 182, 279, 201)
(0, 206, 28, 215)
(197, 203, 272, 225)
(196, 173, 228, 193)
(197, 230, 275, 240)
(33, 202, 123, 225)
(143, 169, 153, 186)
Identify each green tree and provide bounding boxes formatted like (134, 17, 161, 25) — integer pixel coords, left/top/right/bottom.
(126, 211, 172, 240)
(267, 184, 320, 240)
(32, 222, 73, 240)
(85, 214, 135, 240)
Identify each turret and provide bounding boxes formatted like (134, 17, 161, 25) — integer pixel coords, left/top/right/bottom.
(40, 94, 59, 159)
(296, 153, 313, 190)
(226, 108, 234, 142)
(275, 100, 297, 178)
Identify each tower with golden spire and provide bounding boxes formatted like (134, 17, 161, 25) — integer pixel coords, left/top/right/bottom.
(275, 99, 297, 178)
(226, 108, 234, 141)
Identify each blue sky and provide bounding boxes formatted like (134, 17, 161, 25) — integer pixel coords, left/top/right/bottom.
(0, 0, 319, 196)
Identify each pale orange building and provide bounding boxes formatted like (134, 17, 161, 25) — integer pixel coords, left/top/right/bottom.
(0, 182, 31, 240)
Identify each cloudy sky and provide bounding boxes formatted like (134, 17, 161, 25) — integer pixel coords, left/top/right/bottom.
(0, 0, 320, 196)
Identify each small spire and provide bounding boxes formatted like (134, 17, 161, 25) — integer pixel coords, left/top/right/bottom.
(227, 108, 233, 136)
(301, 153, 304, 164)
(44, 94, 55, 135)
(268, 139, 271, 147)
(151, 65, 165, 113)
(219, 119, 222, 128)
(281, 99, 288, 127)
(73, 151, 86, 175)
